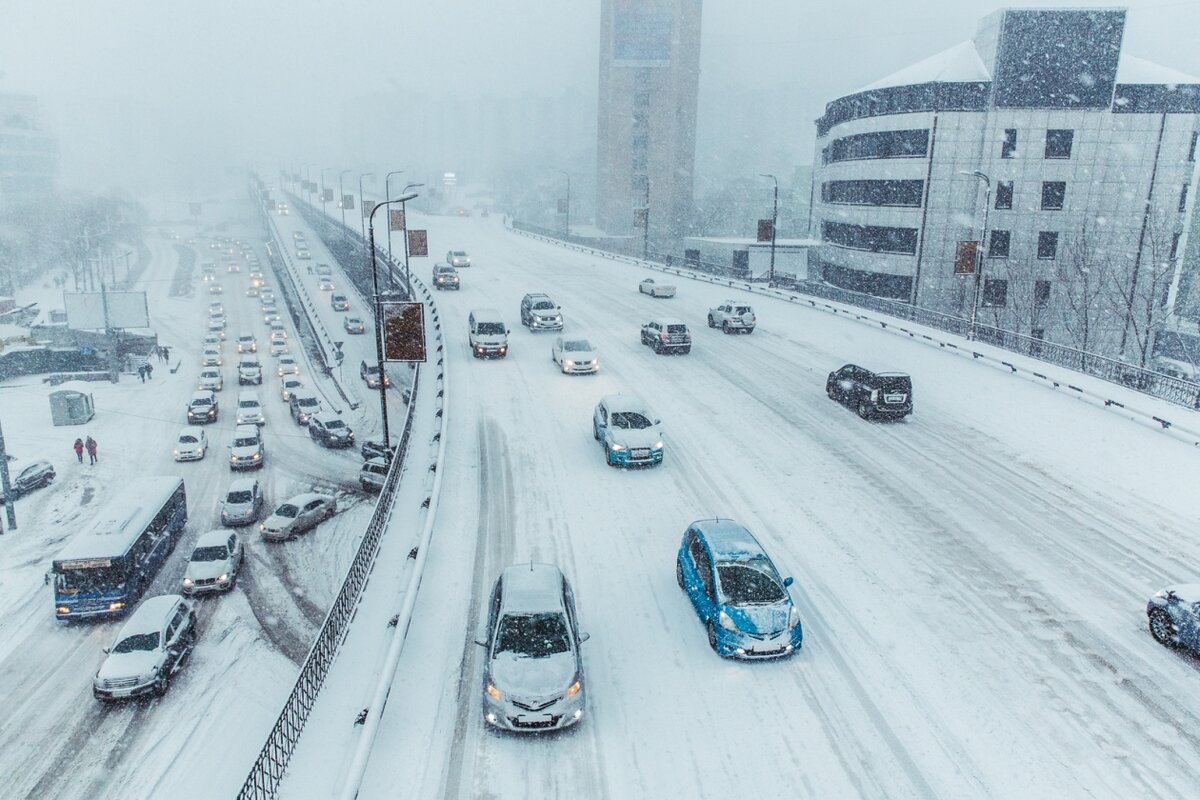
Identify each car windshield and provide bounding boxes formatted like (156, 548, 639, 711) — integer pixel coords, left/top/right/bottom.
(477, 322, 505, 335)
(563, 340, 592, 352)
(113, 632, 160, 653)
(275, 504, 300, 518)
(717, 559, 786, 605)
(325, 419, 345, 429)
(666, 324, 688, 334)
(611, 411, 651, 429)
(227, 490, 253, 503)
(239, 401, 258, 409)
(533, 300, 555, 310)
(495, 613, 571, 658)
(179, 435, 198, 444)
(298, 398, 319, 408)
(192, 545, 228, 562)
(192, 398, 212, 407)
(233, 436, 257, 447)
(452, 251, 466, 257)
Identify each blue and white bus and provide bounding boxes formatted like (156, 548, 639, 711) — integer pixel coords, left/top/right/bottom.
(51, 476, 188, 620)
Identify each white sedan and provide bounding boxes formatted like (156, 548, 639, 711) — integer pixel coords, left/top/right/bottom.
(639, 278, 676, 298)
(551, 337, 600, 374)
(277, 357, 299, 376)
(174, 427, 209, 461)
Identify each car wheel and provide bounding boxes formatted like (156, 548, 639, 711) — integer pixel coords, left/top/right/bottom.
(653, 343, 662, 354)
(676, 559, 684, 590)
(593, 422, 600, 441)
(680, 347, 691, 355)
(1149, 608, 1177, 646)
(154, 670, 170, 697)
(857, 400, 872, 420)
(706, 621, 720, 653)
(826, 383, 837, 400)
(722, 321, 731, 334)
(707, 315, 715, 328)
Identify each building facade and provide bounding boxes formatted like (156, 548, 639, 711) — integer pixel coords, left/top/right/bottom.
(811, 8, 1200, 361)
(0, 93, 57, 211)
(596, 0, 702, 255)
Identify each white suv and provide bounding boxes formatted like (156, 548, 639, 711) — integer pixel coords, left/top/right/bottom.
(92, 595, 196, 700)
(707, 302, 756, 334)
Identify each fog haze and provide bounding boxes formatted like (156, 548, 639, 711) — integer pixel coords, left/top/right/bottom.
(2, 0, 1197, 195)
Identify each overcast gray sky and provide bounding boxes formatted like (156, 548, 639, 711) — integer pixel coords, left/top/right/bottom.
(2, 0, 1197, 194)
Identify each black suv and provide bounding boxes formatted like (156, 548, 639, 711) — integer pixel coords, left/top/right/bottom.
(825, 364, 912, 420)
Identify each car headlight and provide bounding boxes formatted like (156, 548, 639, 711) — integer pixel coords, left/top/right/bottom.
(230, 454, 238, 463)
(182, 577, 194, 587)
(609, 442, 626, 451)
(174, 449, 180, 456)
(653, 440, 663, 450)
(789, 606, 801, 627)
(108, 601, 125, 612)
(218, 574, 229, 582)
(565, 678, 582, 698)
(590, 359, 598, 366)
(719, 610, 739, 632)
(563, 359, 574, 367)
(252, 452, 261, 460)
(486, 682, 503, 701)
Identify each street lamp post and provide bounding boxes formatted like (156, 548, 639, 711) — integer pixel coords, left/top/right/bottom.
(338, 169, 352, 238)
(555, 169, 571, 237)
(321, 167, 332, 214)
(358, 172, 374, 241)
(385, 170, 405, 288)
(760, 173, 779, 285)
(961, 170, 992, 341)
(367, 192, 419, 450)
(399, 183, 424, 299)
(641, 181, 650, 260)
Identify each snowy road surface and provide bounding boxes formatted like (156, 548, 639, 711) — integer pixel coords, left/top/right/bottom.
(283, 211, 1200, 800)
(0, 199, 393, 800)
(3, 198, 1199, 800)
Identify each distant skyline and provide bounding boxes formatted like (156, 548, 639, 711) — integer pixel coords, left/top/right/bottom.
(1, 0, 1197, 194)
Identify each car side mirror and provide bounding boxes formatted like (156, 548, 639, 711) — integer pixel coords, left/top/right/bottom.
(783, 576, 794, 587)
(654, 419, 662, 426)
(102, 647, 111, 654)
(578, 632, 590, 644)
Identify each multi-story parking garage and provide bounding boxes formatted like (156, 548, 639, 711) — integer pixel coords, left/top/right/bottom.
(811, 8, 1200, 359)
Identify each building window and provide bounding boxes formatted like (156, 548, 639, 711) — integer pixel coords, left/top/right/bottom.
(1181, 184, 1190, 214)
(821, 221, 919, 254)
(988, 230, 1011, 258)
(995, 181, 1014, 210)
(1190, 131, 1198, 162)
(1037, 231, 1059, 260)
(822, 179, 924, 207)
(828, 130, 929, 162)
(1045, 129, 1074, 159)
(1041, 181, 1066, 210)
(1034, 280, 1051, 308)
(982, 278, 1008, 307)
(1001, 129, 1018, 159)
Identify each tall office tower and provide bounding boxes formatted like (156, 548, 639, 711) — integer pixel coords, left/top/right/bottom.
(596, 0, 702, 255)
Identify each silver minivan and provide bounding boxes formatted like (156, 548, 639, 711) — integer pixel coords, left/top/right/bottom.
(475, 563, 588, 732)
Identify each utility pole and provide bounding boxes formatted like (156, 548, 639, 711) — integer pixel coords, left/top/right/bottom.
(0, 419, 16, 531)
(760, 174, 779, 285)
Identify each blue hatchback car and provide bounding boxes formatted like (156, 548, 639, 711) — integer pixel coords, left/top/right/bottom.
(676, 519, 803, 659)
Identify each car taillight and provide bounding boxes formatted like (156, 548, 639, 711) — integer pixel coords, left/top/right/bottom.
(870, 389, 879, 402)
(660, 332, 669, 341)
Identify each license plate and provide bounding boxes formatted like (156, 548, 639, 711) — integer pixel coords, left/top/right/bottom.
(884, 393, 906, 404)
(631, 449, 650, 458)
(111, 688, 133, 698)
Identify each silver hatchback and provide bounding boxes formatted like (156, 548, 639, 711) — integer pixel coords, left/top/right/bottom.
(475, 563, 589, 732)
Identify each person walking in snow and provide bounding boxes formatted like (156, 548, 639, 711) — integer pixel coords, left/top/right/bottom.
(162, 345, 170, 362)
(145, 362, 154, 380)
(85, 436, 98, 465)
(137, 363, 146, 382)
(73, 438, 84, 463)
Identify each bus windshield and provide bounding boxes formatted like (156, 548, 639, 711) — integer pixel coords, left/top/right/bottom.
(54, 565, 127, 594)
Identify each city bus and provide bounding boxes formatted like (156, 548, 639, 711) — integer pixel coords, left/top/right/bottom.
(51, 476, 188, 620)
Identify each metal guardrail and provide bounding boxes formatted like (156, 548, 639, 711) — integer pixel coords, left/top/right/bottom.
(511, 219, 1200, 410)
(236, 365, 419, 800)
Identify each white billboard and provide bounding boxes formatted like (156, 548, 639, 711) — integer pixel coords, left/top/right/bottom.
(64, 291, 149, 330)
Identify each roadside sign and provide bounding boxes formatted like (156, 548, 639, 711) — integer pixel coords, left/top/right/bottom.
(757, 219, 774, 242)
(342, 194, 355, 211)
(407, 230, 428, 257)
(381, 302, 427, 362)
(389, 209, 405, 231)
(333, 341, 344, 351)
(323, 188, 334, 202)
(364, 200, 376, 218)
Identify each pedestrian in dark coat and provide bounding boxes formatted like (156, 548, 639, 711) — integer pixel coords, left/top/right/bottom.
(85, 436, 98, 465)
(145, 362, 154, 380)
(138, 363, 146, 382)
(73, 438, 84, 463)
(162, 345, 170, 362)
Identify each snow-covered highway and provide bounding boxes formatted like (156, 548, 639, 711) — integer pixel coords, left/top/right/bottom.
(274, 210, 1200, 800)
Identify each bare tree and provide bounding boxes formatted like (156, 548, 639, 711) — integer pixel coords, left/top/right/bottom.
(1112, 209, 1180, 367)
(1055, 229, 1111, 356)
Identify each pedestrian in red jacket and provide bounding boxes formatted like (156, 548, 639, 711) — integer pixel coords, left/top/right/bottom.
(85, 435, 98, 465)
(73, 438, 84, 463)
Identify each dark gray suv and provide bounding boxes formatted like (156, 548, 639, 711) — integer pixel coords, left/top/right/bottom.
(825, 364, 913, 420)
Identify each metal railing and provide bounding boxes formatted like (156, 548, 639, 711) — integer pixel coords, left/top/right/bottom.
(511, 219, 1200, 410)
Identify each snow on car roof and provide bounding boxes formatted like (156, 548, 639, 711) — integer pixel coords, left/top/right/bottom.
(1162, 584, 1200, 604)
(228, 477, 258, 493)
(119, 595, 184, 636)
(694, 519, 767, 560)
(195, 529, 233, 548)
(650, 317, 686, 325)
(600, 393, 650, 415)
(281, 492, 330, 507)
(500, 563, 565, 614)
